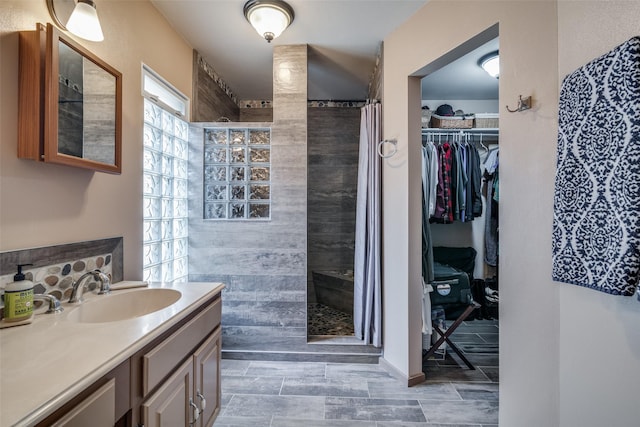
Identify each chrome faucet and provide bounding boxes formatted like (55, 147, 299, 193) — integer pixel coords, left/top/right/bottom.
(68, 270, 111, 303)
(34, 293, 64, 313)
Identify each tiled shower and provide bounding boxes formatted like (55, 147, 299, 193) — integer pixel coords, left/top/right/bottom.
(186, 45, 372, 359)
(307, 106, 361, 336)
(187, 46, 309, 359)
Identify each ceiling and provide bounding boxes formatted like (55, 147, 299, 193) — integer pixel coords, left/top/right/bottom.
(150, 0, 498, 102)
(421, 37, 499, 100)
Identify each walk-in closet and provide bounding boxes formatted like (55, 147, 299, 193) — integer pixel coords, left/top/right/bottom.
(419, 33, 500, 374)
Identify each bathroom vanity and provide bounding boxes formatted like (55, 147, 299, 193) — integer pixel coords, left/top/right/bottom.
(0, 281, 224, 426)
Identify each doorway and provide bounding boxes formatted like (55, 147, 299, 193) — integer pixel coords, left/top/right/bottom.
(417, 25, 500, 376)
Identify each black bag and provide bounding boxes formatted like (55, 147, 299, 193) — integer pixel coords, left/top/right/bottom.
(433, 246, 477, 280)
(430, 262, 473, 320)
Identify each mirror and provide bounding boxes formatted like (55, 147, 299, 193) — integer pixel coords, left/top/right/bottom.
(46, 23, 122, 173)
(18, 23, 122, 174)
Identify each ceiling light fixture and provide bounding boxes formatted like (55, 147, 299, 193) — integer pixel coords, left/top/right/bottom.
(66, 0, 104, 42)
(243, 0, 294, 43)
(479, 51, 499, 78)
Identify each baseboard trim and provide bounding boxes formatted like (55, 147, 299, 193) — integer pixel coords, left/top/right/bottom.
(222, 349, 381, 364)
(408, 371, 426, 387)
(378, 357, 426, 386)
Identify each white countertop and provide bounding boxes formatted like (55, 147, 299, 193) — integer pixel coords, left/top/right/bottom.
(0, 281, 224, 427)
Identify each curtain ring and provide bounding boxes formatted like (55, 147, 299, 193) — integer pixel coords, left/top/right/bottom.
(377, 139, 397, 158)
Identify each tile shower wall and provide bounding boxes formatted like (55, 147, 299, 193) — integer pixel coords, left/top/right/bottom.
(307, 107, 361, 302)
(192, 51, 240, 122)
(189, 46, 308, 355)
(239, 100, 274, 122)
(239, 107, 274, 122)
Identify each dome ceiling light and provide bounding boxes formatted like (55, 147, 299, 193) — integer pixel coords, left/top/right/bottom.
(47, 0, 104, 42)
(479, 51, 499, 78)
(243, 0, 295, 43)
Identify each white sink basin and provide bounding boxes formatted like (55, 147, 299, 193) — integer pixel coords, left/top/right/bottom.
(66, 288, 182, 323)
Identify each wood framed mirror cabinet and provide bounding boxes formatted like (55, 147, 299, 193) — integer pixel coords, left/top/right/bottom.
(18, 23, 122, 174)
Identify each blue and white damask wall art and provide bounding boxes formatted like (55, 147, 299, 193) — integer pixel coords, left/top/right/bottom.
(553, 36, 640, 296)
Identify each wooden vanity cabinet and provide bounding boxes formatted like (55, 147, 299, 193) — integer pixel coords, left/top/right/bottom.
(34, 359, 130, 427)
(141, 357, 194, 426)
(30, 293, 221, 427)
(132, 295, 222, 427)
(140, 328, 221, 427)
(51, 379, 116, 427)
(193, 329, 222, 427)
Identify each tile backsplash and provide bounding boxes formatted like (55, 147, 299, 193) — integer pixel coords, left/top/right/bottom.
(0, 253, 113, 301)
(0, 237, 123, 304)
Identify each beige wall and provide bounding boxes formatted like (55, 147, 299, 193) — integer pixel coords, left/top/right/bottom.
(386, 0, 640, 424)
(557, 1, 640, 425)
(0, 1, 192, 279)
(383, 0, 560, 424)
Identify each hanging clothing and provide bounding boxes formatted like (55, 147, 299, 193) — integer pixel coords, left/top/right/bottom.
(484, 149, 499, 267)
(430, 139, 483, 224)
(421, 144, 439, 218)
(421, 143, 437, 284)
(468, 147, 483, 219)
(422, 134, 496, 272)
(421, 278, 434, 335)
(422, 189, 435, 284)
(432, 142, 454, 223)
(421, 136, 489, 277)
(452, 143, 464, 221)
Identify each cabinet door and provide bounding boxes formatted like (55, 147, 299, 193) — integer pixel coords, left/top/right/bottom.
(141, 358, 198, 427)
(193, 328, 221, 427)
(51, 379, 115, 427)
(142, 298, 221, 397)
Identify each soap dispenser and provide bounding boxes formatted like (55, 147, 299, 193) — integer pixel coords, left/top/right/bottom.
(4, 264, 34, 322)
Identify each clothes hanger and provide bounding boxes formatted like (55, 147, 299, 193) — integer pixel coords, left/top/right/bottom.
(478, 133, 489, 153)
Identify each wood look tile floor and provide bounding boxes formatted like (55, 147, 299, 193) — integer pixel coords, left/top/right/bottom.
(214, 320, 499, 426)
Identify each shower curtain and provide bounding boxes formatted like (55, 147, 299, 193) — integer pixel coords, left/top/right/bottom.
(354, 102, 382, 347)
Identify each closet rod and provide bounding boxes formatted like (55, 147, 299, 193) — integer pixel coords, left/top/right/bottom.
(422, 128, 499, 149)
(422, 128, 498, 136)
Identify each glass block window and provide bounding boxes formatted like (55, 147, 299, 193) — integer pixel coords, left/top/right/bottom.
(142, 92, 189, 283)
(204, 128, 271, 220)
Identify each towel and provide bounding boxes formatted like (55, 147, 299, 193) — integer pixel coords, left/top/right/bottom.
(552, 37, 640, 296)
